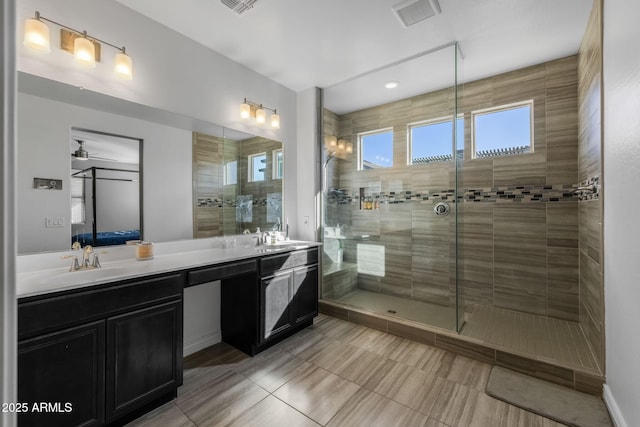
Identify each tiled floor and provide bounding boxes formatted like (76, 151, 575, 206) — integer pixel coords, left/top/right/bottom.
(127, 314, 566, 427)
(333, 289, 598, 374)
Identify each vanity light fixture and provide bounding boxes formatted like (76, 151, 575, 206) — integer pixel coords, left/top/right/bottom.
(325, 136, 353, 158)
(240, 98, 280, 129)
(23, 11, 134, 80)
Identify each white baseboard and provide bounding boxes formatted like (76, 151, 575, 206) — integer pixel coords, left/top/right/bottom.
(603, 384, 628, 427)
(183, 330, 221, 357)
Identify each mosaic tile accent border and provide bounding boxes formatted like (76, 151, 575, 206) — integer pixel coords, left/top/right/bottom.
(196, 197, 270, 208)
(577, 176, 600, 201)
(327, 184, 585, 206)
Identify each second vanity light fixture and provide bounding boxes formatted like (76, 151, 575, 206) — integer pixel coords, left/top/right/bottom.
(240, 98, 280, 129)
(23, 11, 133, 80)
(326, 135, 353, 155)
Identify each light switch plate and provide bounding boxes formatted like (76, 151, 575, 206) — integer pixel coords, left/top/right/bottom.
(45, 217, 65, 228)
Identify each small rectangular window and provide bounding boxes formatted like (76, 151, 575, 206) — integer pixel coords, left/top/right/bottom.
(472, 101, 533, 159)
(358, 128, 393, 170)
(224, 160, 237, 185)
(248, 153, 266, 182)
(70, 172, 85, 224)
(273, 149, 283, 180)
(409, 117, 464, 165)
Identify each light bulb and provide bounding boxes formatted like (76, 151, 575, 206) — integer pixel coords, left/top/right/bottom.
(328, 136, 337, 147)
(74, 34, 96, 68)
(346, 143, 353, 153)
(338, 139, 345, 150)
(114, 51, 133, 80)
(271, 113, 280, 129)
(240, 102, 251, 119)
(23, 16, 50, 52)
(255, 108, 266, 124)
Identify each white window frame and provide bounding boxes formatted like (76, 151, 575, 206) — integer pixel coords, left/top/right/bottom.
(471, 100, 534, 159)
(272, 148, 283, 180)
(357, 127, 394, 171)
(248, 152, 267, 182)
(70, 172, 86, 224)
(223, 160, 237, 185)
(407, 114, 464, 165)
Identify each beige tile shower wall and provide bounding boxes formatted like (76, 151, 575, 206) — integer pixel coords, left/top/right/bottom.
(193, 132, 224, 238)
(577, 0, 604, 371)
(237, 137, 283, 233)
(326, 56, 580, 322)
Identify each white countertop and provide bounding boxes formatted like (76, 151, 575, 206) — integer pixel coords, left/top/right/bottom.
(16, 237, 320, 299)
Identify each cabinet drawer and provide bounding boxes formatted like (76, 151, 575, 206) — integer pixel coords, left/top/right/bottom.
(187, 259, 257, 287)
(19, 274, 182, 339)
(260, 248, 319, 276)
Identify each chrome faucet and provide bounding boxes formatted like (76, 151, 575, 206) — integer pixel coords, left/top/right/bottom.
(82, 245, 94, 268)
(64, 244, 102, 271)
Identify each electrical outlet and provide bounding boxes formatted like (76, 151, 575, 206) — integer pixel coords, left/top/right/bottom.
(303, 216, 310, 225)
(45, 217, 65, 228)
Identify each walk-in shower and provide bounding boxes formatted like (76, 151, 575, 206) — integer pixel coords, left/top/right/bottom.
(319, 36, 604, 378)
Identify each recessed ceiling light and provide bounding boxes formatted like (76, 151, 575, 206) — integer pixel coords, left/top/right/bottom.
(385, 81, 399, 89)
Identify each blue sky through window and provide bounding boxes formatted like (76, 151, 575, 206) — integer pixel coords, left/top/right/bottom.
(361, 131, 393, 168)
(474, 105, 531, 154)
(411, 118, 464, 161)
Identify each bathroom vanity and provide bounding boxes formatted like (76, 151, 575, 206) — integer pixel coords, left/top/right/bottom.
(16, 239, 320, 427)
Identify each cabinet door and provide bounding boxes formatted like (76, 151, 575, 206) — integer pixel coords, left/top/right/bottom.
(292, 264, 319, 325)
(260, 271, 293, 342)
(106, 301, 181, 421)
(18, 321, 105, 427)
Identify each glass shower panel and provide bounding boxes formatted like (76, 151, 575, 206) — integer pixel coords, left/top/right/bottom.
(321, 43, 463, 332)
(454, 42, 465, 332)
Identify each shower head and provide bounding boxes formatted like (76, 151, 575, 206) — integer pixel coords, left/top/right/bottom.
(324, 151, 337, 168)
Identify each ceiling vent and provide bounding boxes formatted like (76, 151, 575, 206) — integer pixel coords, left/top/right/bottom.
(392, 0, 441, 27)
(220, 0, 258, 15)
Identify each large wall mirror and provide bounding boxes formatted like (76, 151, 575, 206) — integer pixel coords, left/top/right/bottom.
(17, 72, 284, 254)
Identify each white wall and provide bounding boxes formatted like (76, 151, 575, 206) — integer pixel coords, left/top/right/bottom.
(16, 0, 298, 229)
(295, 88, 320, 241)
(603, 0, 640, 426)
(18, 92, 193, 253)
(1, 0, 17, 425)
(183, 282, 221, 356)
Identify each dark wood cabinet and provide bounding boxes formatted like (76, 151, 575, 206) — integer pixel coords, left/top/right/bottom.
(292, 264, 319, 325)
(18, 273, 183, 427)
(18, 321, 105, 427)
(223, 247, 319, 356)
(261, 271, 293, 342)
(106, 300, 181, 420)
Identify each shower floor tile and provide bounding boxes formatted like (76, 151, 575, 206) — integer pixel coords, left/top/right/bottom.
(335, 289, 457, 331)
(461, 304, 600, 373)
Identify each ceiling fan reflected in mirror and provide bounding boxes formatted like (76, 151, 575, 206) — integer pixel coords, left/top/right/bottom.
(72, 139, 119, 162)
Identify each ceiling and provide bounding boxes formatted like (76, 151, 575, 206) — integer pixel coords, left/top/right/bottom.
(115, 0, 592, 114)
(71, 129, 139, 164)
